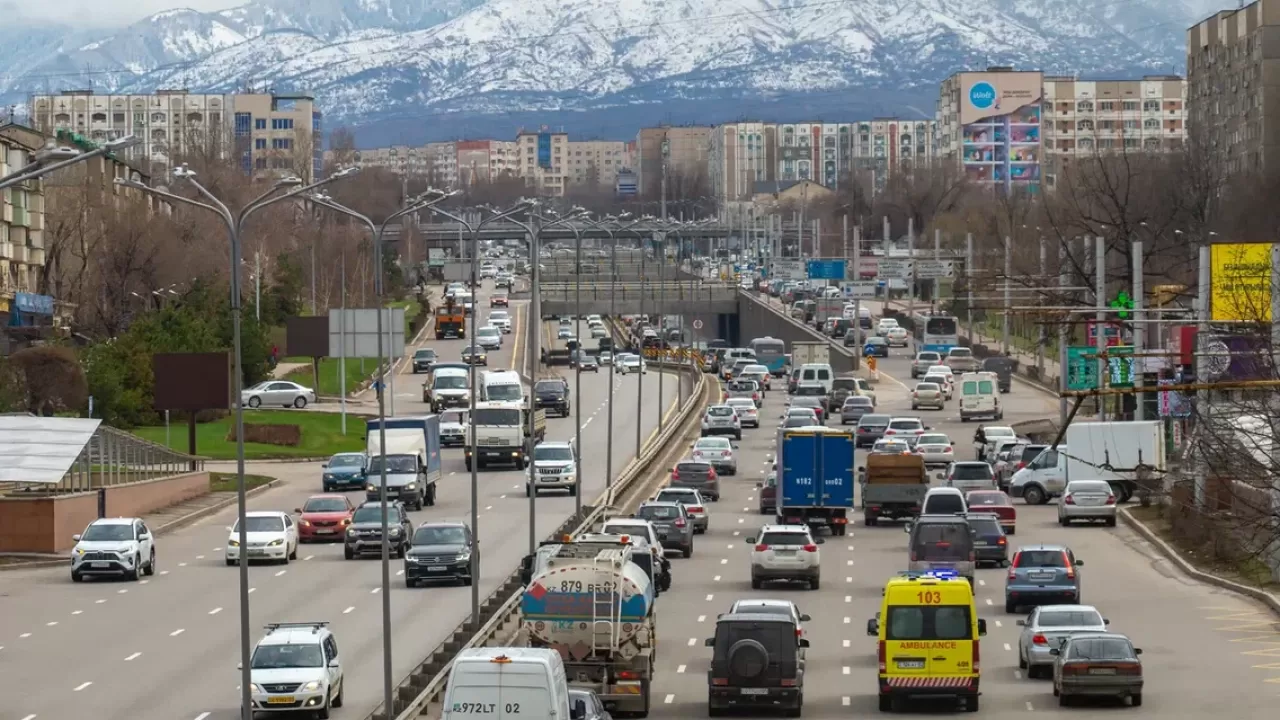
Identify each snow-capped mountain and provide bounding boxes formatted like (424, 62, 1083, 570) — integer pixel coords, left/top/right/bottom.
(2, 0, 1208, 143)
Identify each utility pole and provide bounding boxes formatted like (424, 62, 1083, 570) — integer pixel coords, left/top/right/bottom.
(1095, 236, 1107, 421)
(1194, 244, 1210, 508)
(965, 233, 974, 344)
(1058, 239, 1070, 426)
(1037, 233, 1047, 377)
(849, 217, 862, 372)
(907, 218, 916, 320)
(1002, 235, 1011, 355)
(933, 228, 941, 309)
(1132, 239, 1145, 421)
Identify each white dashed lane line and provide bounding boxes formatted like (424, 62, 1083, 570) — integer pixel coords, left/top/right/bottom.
(687, 638, 697, 647)
(124, 652, 141, 661)
(209, 607, 222, 615)
(705, 594, 714, 601)
(677, 664, 687, 673)
(343, 606, 356, 614)
(71, 610, 82, 616)
(697, 615, 706, 623)
(274, 570, 287, 577)
(664, 694, 675, 704)
(45, 622, 57, 627)
(73, 681, 92, 691)
(170, 629, 185, 637)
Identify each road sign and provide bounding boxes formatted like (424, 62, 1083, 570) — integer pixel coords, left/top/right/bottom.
(692, 319, 703, 330)
(772, 259, 805, 280)
(807, 259, 846, 280)
(1157, 379, 1192, 418)
(915, 260, 955, 279)
(1066, 345, 1135, 390)
(841, 281, 877, 299)
(846, 257, 878, 280)
(877, 259, 913, 280)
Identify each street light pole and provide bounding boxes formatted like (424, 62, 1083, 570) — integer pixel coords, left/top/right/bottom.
(120, 165, 360, 720)
(1, 134, 141, 191)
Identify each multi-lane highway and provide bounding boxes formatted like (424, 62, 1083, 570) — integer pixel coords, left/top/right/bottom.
(0, 282, 684, 720)
(636, 296, 1279, 718)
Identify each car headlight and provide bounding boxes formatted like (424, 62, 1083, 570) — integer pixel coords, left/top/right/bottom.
(324, 474, 334, 480)
(404, 483, 416, 490)
(251, 683, 265, 694)
(301, 681, 322, 692)
(456, 551, 472, 564)
(267, 539, 283, 546)
(367, 484, 377, 492)
(389, 527, 402, 536)
(299, 519, 311, 527)
(74, 547, 85, 555)
(228, 539, 240, 547)
(347, 528, 357, 536)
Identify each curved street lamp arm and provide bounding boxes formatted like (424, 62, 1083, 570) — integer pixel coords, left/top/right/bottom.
(0, 146, 109, 191)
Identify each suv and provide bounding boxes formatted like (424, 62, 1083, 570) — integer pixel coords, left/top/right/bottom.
(404, 522, 474, 587)
(700, 405, 742, 439)
(906, 514, 977, 584)
(654, 487, 710, 533)
(249, 622, 344, 717)
(533, 378, 570, 417)
(705, 613, 806, 717)
(528, 440, 579, 497)
(910, 351, 942, 378)
(343, 501, 413, 560)
(411, 348, 437, 374)
(1005, 544, 1083, 613)
(70, 517, 156, 582)
(635, 501, 694, 558)
(747, 524, 823, 590)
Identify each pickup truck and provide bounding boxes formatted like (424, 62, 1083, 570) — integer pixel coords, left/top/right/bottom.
(859, 453, 929, 526)
(944, 347, 982, 373)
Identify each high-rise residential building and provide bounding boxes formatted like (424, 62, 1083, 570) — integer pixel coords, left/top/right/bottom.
(425, 141, 458, 187)
(564, 140, 631, 189)
(349, 145, 430, 175)
(1187, 1, 1278, 175)
(28, 89, 323, 181)
(636, 126, 712, 199)
(709, 122, 774, 203)
(937, 67, 1045, 194)
(0, 123, 47, 312)
(774, 120, 938, 196)
(1041, 75, 1186, 187)
(516, 130, 569, 196)
(456, 140, 520, 186)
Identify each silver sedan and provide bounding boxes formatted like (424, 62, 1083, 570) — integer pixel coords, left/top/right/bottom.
(1058, 480, 1118, 526)
(1017, 605, 1110, 679)
(910, 382, 945, 410)
(241, 380, 316, 409)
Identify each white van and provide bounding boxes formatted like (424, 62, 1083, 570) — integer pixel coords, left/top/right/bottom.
(797, 363, 834, 394)
(958, 372, 1001, 422)
(1009, 445, 1067, 505)
(441, 647, 571, 720)
(481, 370, 525, 403)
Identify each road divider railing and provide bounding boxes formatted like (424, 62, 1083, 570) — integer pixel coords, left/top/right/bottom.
(364, 346, 711, 720)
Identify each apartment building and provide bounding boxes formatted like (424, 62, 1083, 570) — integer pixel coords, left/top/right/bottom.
(937, 67, 1045, 194)
(774, 120, 938, 196)
(709, 122, 775, 204)
(1041, 75, 1186, 187)
(28, 90, 323, 181)
(350, 145, 430, 176)
(456, 140, 519, 186)
(1187, 0, 1280, 175)
(516, 130, 569, 196)
(563, 140, 633, 190)
(636, 126, 712, 199)
(0, 123, 46, 315)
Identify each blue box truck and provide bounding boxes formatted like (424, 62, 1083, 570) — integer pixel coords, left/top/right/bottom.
(775, 426, 855, 536)
(365, 415, 443, 509)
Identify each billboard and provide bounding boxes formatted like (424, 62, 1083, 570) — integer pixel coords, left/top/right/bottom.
(959, 71, 1042, 194)
(1197, 332, 1271, 382)
(1210, 243, 1272, 322)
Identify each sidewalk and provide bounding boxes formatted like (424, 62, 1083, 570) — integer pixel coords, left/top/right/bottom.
(271, 361, 310, 379)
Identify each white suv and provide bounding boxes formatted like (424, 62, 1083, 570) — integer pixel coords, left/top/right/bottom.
(746, 524, 823, 590)
(528, 440, 578, 497)
(249, 622, 344, 717)
(226, 511, 299, 566)
(70, 517, 156, 582)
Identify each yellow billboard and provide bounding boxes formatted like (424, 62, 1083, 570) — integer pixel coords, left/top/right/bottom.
(1210, 243, 1273, 322)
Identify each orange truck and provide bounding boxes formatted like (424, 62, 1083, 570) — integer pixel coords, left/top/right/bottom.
(435, 304, 465, 340)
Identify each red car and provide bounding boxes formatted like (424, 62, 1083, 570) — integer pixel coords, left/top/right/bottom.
(965, 490, 1016, 534)
(295, 494, 355, 542)
(490, 294, 508, 307)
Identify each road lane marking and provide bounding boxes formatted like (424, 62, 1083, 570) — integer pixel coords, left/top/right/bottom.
(737, 518, 744, 523)
(842, 696, 851, 706)
(1004, 643, 1012, 651)
(46, 621, 58, 626)
(705, 594, 714, 601)
(179, 563, 188, 567)
(485, 506, 493, 511)
(664, 694, 675, 704)
(71, 610, 82, 615)
(842, 666, 850, 675)
(20, 633, 31, 638)
(73, 682, 92, 691)
(843, 617, 850, 624)
(248, 588, 256, 594)
(21, 715, 36, 720)
(372, 587, 382, 594)
(719, 558, 727, 565)
(396, 569, 405, 576)
(196, 555, 205, 560)
(677, 665, 686, 673)
(714, 576, 721, 582)
(213, 547, 221, 552)
(209, 607, 222, 615)
(732, 531, 740, 536)
(697, 615, 706, 623)
(170, 629, 185, 637)
(978, 579, 985, 586)
(1026, 701, 1034, 711)
(117, 589, 128, 594)
(843, 639, 850, 648)
(846, 577, 852, 583)
(139, 580, 149, 585)
(274, 570, 287, 577)
(726, 544, 734, 550)
(747, 496, 754, 501)
(741, 508, 749, 512)
(847, 560, 853, 566)
(687, 638, 696, 646)
(1014, 671, 1023, 679)
(95, 599, 106, 604)
(305, 555, 315, 561)
(343, 606, 355, 614)
(985, 598, 993, 606)
(125, 652, 141, 661)
(995, 620, 1002, 628)
(845, 596, 852, 603)
(194, 714, 211, 720)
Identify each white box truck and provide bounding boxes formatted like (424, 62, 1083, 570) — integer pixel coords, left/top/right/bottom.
(790, 341, 830, 367)
(1008, 421, 1165, 505)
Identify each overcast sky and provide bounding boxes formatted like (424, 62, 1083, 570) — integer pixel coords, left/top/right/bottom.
(6, 0, 244, 27)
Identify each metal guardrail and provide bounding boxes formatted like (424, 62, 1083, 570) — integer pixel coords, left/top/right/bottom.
(374, 359, 710, 720)
(0, 424, 205, 495)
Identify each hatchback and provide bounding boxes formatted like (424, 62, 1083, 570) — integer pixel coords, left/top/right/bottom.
(911, 382, 945, 410)
(1017, 604, 1110, 679)
(964, 512, 1009, 567)
(670, 459, 720, 501)
(654, 487, 710, 533)
(692, 436, 737, 475)
(700, 405, 741, 439)
(883, 417, 926, 440)
(635, 502, 694, 557)
(1005, 545, 1083, 613)
(1058, 480, 1118, 527)
(788, 396, 826, 424)
(747, 524, 823, 590)
(855, 413, 892, 447)
(725, 398, 759, 428)
(840, 395, 874, 424)
(723, 379, 762, 407)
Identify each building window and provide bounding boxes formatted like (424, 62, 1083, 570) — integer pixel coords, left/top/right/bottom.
(255, 157, 267, 170)
(1123, 101, 1139, 111)
(1099, 101, 1114, 112)
(1143, 100, 1160, 112)
(1077, 119, 1094, 132)
(255, 138, 267, 150)
(1077, 101, 1094, 112)
(1123, 120, 1138, 130)
(272, 138, 292, 150)
(234, 113, 251, 136)
(255, 118, 267, 130)
(271, 118, 294, 130)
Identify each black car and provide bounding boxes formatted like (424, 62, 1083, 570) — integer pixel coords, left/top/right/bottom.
(982, 356, 1014, 393)
(578, 355, 600, 372)
(461, 345, 487, 365)
(344, 501, 413, 560)
(863, 336, 890, 357)
(404, 522, 474, 587)
(411, 348, 438, 374)
(965, 512, 1009, 567)
(705, 613, 806, 716)
(534, 379, 571, 417)
(854, 413, 892, 447)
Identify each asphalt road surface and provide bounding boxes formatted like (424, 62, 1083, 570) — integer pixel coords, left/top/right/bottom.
(0, 284, 684, 720)
(639, 295, 1280, 718)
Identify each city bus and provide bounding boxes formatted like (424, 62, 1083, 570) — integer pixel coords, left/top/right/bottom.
(916, 315, 960, 354)
(748, 336, 788, 376)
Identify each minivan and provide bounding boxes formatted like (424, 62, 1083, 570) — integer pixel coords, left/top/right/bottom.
(906, 514, 977, 584)
(441, 647, 572, 720)
(797, 363, 833, 394)
(958, 372, 1002, 422)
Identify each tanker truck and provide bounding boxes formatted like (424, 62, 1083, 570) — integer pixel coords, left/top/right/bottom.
(519, 537, 657, 717)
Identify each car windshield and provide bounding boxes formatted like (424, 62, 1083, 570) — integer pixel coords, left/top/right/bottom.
(1067, 481, 1112, 494)
(464, 345, 483, 354)
(912, 522, 971, 559)
(368, 455, 417, 474)
(441, 410, 466, 425)
(352, 506, 396, 523)
(329, 454, 364, 468)
(952, 464, 993, 479)
(985, 427, 1016, 437)
(795, 385, 826, 396)
(916, 383, 940, 391)
(707, 407, 734, 417)
(889, 420, 921, 430)
(81, 524, 133, 541)
(535, 381, 564, 393)
(478, 328, 499, 337)
(697, 438, 731, 450)
(235, 516, 284, 533)
(783, 417, 810, 427)
(918, 354, 940, 362)
(413, 526, 467, 545)
(303, 498, 348, 513)
(924, 376, 948, 385)
(1039, 609, 1104, 628)
(727, 400, 755, 411)
(866, 337, 886, 345)
(252, 644, 324, 669)
(792, 398, 821, 408)
(435, 375, 467, 389)
(967, 492, 1008, 506)
(491, 312, 509, 320)
(949, 349, 973, 358)
(474, 408, 521, 425)
(534, 445, 574, 462)
(1016, 550, 1068, 568)
(832, 378, 857, 391)
(414, 350, 436, 359)
(759, 531, 810, 546)
(676, 461, 712, 474)
(1067, 637, 1135, 661)
(733, 603, 794, 618)
(885, 605, 973, 641)
(656, 490, 699, 504)
(873, 441, 909, 453)
(637, 505, 681, 520)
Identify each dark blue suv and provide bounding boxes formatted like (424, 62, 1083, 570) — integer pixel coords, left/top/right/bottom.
(1005, 544, 1082, 613)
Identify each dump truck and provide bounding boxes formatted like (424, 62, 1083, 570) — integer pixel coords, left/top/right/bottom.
(860, 452, 929, 526)
(435, 303, 465, 340)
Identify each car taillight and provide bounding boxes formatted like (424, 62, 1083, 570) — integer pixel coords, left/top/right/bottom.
(1032, 634, 1048, 646)
(1106, 495, 1117, 505)
(944, 447, 953, 453)
(803, 544, 818, 552)
(878, 641, 887, 672)
(753, 393, 760, 401)
(885, 429, 896, 435)
(1060, 663, 1082, 676)
(708, 468, 717, 479)
(972, 635, 981, 672)
(1016, 461, 1026, 470)
(1114, 663, 1142, 676)
(1064, 551, 1076, 579)
(909, 550, 918, 561)
(689, 506, 704, 514)
(755, 544, 768, 551)
(675, 519, 686, 528)
(795, 628, 803, 638)
(997, 537, 1007, 546)
(1063, 495, 1075, 505)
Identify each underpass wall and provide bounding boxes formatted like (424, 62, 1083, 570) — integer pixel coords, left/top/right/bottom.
(736, 291, 857, 375)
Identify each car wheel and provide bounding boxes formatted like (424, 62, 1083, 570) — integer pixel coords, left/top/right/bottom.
(344, 546, 354, 560)
(145, 550, 156, 576)
(1005, 600, 1017, 613)
(878, 694, 892, 712)
(226, 558, 237, 566)
(1131, 693, 1142, 707)
(682, 543, 692, 559)
(1019, 651, 1027, 669)
(316, 697, 331, 719)
(1022, 485, 1047, 505)
(247, 396, 262, 408)
(965, 695, 979, 713)
(71, 572, 84, 583)
(405, 577, 415, 588)
(809, 576, 820, 590)
(294, 396, 308, 409)
(708, 704, 725, 717)
(288, 543, 297, 561)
